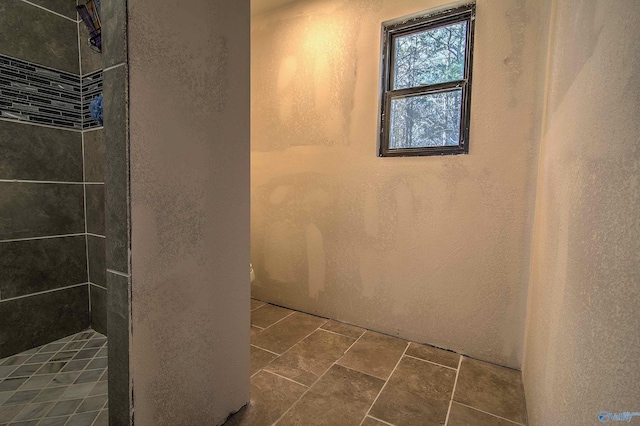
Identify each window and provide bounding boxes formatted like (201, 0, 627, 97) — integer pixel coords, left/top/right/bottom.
(379, 4, 476, 157)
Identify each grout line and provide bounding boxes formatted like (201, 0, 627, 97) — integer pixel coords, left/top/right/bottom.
(87, 233, 106, 239)
(261, 370, 309, 389)
(444, 356, 463, 426)
(0, 233, 86, 244)
(0, 117, 82, 132)
(367, 415, 396, 426)
(20, 0, 77, 22)
(335, 362, 385, 377)
(82, 126, 104, 133)
(106, 269, 129, 278)
(452, 401, 526, 426)
(262, 319, 329, 366)
(81, 119, 91, 317)
(0, 283, 88, 303)
(403, 354, 458, 371)
(102, 63, 126, 73)
(272, 331, 367, 426)
(257, 311, 296, 332)
(252, 325, 265, 330)
(358, 342, 410, 426)
(250, 345, 280, 357)
(0, 179, 86, 185)
(316, 327, 359, 340)
(250, 303, 265, 312)
(89, 282, 107, 291)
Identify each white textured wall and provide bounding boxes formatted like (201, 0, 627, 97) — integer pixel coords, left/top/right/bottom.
(128, 0, 250, 424)
(251, 0, 550, 368)
(523, 1, 640, 424)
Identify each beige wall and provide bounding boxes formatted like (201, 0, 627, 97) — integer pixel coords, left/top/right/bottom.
(128, 0, 250, 424)
(251, 0, 550, 368)
(522, 1, 640, 424)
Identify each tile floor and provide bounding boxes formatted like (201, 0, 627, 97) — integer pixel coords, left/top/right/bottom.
(0, 330, 108, 426)
(226, 300, 527, 426)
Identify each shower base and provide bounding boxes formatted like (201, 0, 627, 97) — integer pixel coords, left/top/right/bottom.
(0, 330, 108, 425)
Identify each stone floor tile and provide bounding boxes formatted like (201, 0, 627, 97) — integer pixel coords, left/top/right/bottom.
(251, 299, 265, 311)
(265, 329, 354, 386)
(76, 394, 108, 413)
(447, 402, 521, 426)
(46, 398, 83, 417)
(0, 377, 28, 392)
(93, 409, 109, 426)
(225, 370, 306, 425)
(31, 386, 67, 403)
(4, 389, 40, 406)
(38, 416, 70, 426)
(19, 374, 55, 390)
(453, 358, 526, 424)
(61, 383, 95, 400)
(251, 304, 292, 329)
(278, 364, 385, 426)
(320, 320, 366, 339)
(251, 346, 277, 376)
(337, 331, 408, 380)
(11, 401, 53, 421)
(405, 343, 460, 369)
(370, 356, 456, 425)
(361, 416, 391, 426)
(0, 404, 26, 423)
(66, 410, 99, 426)
(251, 312, 327, 355)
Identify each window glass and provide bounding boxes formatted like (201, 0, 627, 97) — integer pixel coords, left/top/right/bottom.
(389, 90, 463, 149)
(393, 22, 467, 90)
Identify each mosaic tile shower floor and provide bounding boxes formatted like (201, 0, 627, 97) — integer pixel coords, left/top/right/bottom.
(226, 300, 528, 426)
(0, 330, 107, 426)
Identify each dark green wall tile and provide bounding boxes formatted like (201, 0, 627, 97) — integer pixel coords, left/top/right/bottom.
(0, 121, 83, 182)
(84, 129, 105, 182)
(80, 22, 104, 75)
(90, 284, 107, 336)
(0, 182, 85, 240)
(0, 0, 79, 74)
(28, 0, 77, 19)
(87, 235, 106, 287)
(107, 272, 130, 425)
(0, 235, 87, 299)
(0, 284, 90, 358)
(85, 184, 105, 235)
(102, 0, 127, 68)
(104, 65, 129, 273)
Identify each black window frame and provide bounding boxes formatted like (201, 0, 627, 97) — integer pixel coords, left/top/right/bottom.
(378, 4, 476, 157)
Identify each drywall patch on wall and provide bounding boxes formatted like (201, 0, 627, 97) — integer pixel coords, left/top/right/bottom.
(502, 0, 528, 87)
(252, 1, 380, 152)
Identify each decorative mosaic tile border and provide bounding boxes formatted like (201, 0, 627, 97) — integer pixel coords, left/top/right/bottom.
(0, 54, 103, 130)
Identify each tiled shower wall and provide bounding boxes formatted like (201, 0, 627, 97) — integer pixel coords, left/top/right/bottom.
(0, 0, 106, 357)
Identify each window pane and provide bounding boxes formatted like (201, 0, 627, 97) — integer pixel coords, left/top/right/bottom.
(389, 90, 462, 149)
(393, 21, 467, 89)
